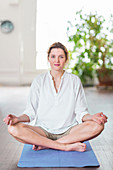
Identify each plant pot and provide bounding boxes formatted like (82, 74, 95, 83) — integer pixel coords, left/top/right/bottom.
(96, 68, 113, 85)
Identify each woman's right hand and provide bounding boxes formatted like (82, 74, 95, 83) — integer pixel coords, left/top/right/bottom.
(3, 114, 19, 125)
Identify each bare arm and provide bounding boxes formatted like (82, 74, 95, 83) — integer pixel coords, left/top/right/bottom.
(82, 112, 108, 125)
(18, 114, 30, 123)
(3, 114, 30, 125)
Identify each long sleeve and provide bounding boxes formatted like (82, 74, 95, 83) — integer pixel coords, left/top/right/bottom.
(74, 77, 89, 124)
(22, 78, 40, 122)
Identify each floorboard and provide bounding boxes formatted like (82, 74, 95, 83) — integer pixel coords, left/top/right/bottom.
(0, 86, 113, 170)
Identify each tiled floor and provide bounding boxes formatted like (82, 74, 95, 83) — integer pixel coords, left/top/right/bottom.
(0, 86, 113, 170)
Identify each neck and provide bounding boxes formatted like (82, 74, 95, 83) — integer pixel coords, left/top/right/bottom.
(50, 70, 65, 80)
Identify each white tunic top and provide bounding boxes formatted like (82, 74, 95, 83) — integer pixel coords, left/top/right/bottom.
(23, 70, 88, 134)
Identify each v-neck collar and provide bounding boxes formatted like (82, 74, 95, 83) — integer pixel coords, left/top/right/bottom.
(48, 70, 66, 95)
(48, 70, 66, 80)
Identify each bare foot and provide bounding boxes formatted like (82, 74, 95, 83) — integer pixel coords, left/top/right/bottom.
(66, 142, 86, 152)
(32, 145, 48, 151)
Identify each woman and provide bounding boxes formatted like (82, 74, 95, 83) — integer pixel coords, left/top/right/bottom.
(3, 42, 107, 152)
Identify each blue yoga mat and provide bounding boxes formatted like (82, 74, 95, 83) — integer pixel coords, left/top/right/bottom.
(18, 141, 99, 167)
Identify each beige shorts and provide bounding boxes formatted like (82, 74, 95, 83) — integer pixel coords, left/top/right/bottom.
(38, 126, 73, 140)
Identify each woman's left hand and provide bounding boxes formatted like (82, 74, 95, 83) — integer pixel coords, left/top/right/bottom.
(91, 112, 108, 125)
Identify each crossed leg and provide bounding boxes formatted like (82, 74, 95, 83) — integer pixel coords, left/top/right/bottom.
(57, 120, 104, 144)
(34, 121, 104, 151)
(9, 124, 48, 150)
(8, 120, 104, 152)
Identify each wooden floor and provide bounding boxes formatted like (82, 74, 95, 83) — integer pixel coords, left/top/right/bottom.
(0, 86, 113, 170)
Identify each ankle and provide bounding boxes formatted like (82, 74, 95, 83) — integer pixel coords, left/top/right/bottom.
(57, 142, 68, 151)
(64, 144, 69, 151)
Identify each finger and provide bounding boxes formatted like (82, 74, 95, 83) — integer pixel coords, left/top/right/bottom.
(100, 119, 105, 124)
(98, 116, 105, 123)
(104, 121, 107, 123)
(7, 117, 12, 125)
(9, 120, 12, 125)
(103, 118, 107, 123)
(96, 112, 103, 117)
(100, 116, 108, 124)
(7, 119, 10, 125)
(100, 112, 104, 116)
(99, 120, 103, 125)
(3, 116, 11, 125)
(104, 118, 107, 123)
(8, 115, 12, 119)
(98, 117, 104, 124)
(93, 118, 101, 125)
(103, 115, 108, 119)
(101, 116, 108, 123)
(98, 113, 108, 122)
(101, 113, 108, 119)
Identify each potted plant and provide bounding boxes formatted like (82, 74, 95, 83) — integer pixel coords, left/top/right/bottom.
(67, 10, 113, 86)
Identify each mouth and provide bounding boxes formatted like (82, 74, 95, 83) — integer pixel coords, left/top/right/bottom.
(54, 64, 60, 66)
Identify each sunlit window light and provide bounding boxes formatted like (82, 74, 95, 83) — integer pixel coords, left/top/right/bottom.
(36, 0, 113, 70)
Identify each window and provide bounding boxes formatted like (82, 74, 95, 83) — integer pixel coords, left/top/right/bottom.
(36, 0, 113, 70)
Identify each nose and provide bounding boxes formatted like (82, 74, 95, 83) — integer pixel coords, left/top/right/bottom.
(55, 56, 59, 63)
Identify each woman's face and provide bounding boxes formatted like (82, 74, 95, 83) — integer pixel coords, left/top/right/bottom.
(48, 48, 66, 72)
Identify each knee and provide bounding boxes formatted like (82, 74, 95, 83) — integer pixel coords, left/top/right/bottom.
(8, 124, 18, 137)
(86, 121, 104, 135)
(93, 122, 104, 135)
(8, 123, 24, 137)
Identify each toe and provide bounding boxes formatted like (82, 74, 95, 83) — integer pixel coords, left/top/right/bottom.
(32, 145, 38, 150)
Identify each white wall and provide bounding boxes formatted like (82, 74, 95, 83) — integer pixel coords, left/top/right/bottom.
(0, 0, 47, 85)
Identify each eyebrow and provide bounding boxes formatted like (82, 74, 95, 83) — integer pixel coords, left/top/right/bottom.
(50, 54, 65, 56)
